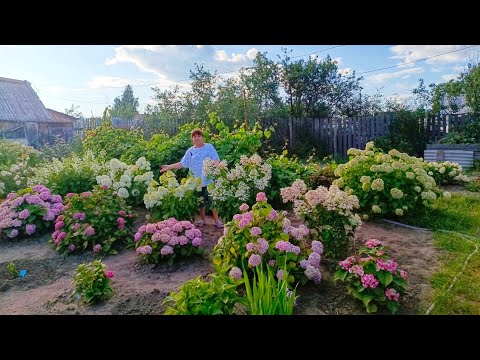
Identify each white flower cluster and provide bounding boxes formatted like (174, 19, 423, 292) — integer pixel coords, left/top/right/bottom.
(96, 157, 154, 200)
(204, 154, 272, 204)
(143, 171, 202, 209)
(423, 160, 468, 184)
(28, 150, 108, 188)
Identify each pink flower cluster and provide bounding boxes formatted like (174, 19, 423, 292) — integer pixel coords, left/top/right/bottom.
(134, 218, 202, 260)
(385, 288, 400, 301)
(0, 185, 64, 239)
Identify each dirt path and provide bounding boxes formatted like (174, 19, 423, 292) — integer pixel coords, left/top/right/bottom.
(0, 217, 438, 315)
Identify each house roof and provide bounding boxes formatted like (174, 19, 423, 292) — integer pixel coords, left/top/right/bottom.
(46, 108, 77, 123)
(0, 77, 55, 123)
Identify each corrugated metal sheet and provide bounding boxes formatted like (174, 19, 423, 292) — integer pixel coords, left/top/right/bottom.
(46, 109, 76, 123)
(0, 77, 54, 123)
(424, 149, 474, 168)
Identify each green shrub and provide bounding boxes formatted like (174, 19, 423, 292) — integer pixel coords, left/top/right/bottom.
(51, 185, 133, 255)
(72, 260, 115, 304)
(334, 238, 408, 314)
(163, 272, 242, 315)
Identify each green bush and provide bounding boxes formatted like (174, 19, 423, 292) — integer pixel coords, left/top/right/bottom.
(163, 272, 242, 315)
(334, 238, 408, 314)
(72, 260, 115, 304)
(51, 185, 133, 255)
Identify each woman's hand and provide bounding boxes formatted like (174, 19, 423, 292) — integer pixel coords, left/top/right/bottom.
(160, 164, 170, 173)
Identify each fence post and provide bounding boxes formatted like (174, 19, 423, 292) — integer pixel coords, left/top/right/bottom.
(288, 118, 293, 150)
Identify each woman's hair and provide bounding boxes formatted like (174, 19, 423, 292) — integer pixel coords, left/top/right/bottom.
(190, 128, 204, 138)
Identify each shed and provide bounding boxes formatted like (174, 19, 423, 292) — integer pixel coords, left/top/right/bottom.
(0, 77, 75, 147)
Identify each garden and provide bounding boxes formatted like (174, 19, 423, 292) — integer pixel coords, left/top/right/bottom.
(1, 114, 480, 315)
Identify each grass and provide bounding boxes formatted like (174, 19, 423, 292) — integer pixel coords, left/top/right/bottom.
(400, 193, 480, 314)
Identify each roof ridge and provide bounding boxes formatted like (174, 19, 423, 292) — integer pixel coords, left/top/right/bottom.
(0, 76, 29, 84)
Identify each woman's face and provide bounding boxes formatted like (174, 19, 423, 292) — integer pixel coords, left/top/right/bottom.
(192, 134, 204, 146)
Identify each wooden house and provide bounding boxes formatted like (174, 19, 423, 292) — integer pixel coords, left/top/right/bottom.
(0, 77, 76, 147)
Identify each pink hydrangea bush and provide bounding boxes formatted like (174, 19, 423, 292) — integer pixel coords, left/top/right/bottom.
(134, 218, 203, 266)
(51, 185, 133, 255)
(334, 238, 408, 314)
(214, 192, 323, 286)
(0, 185, 64, 240)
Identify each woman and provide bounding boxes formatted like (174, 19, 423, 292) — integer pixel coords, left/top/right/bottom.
(160, 129, 224, 228)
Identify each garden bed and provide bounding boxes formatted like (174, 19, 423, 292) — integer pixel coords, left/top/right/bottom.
(0, 217, 438, 315)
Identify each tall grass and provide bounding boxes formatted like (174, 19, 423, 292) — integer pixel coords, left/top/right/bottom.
(243, 263, 297, 315)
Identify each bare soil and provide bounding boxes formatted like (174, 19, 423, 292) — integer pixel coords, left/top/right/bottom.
(0, 214, 439, 315)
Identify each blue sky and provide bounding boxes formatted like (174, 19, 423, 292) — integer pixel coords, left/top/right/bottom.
(0, 45, 477, 117)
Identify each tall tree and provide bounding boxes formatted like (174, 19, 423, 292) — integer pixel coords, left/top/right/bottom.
(279, 49, 363, 118)
(111, 84, 139, 119)
(184, 64, 218, 122)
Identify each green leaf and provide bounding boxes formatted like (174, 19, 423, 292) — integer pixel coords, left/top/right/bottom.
(377, 271, 393, 286)
(366, 302, 377, 313)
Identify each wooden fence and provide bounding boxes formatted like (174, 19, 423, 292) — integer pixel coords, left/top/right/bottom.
(71, 113, 478, 157)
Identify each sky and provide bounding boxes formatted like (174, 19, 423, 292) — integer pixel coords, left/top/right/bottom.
(0, 45, 478, 117)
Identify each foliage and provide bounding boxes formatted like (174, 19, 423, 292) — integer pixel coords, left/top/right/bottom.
(373, 109, 427, 156)
(281, 179, 361, 259)
(142, 122, 201, 175)
(144, 171, 202, 221)
(51, 185, 133, 255)
(163, 272, 242, 315)
(205, 154, 272, 222)
(38, 136, 74, 162)
(134, 218, 203, 266)
(334, 239, 408, 314)
(242, 261, 298, 315)
(64, 104, 84, 118)
(0, 139, 41, 169)
(96, 157, 154, 206)
(82, 122, 147, 163)
(111, 84, 139, 120)
(279, 49, 363, 118)
(439, 118, 480, 144)
(72, 259, 114, 304)
(0, 185, 64, 240)
(265, 151, 306, 209)
(303, 161, 338, 189)
(0, 141, 42, 196)
(7, 261, 18, 278)
(465, 178, 480, 192)
(334, 142, 447, 218)
(27, 150, 108, 196)
(213, 194, 322, 286)
(423, 161, 468, 185)
(207, 112, 270, 167)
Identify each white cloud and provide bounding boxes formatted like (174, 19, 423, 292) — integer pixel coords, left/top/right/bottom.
(366, 67, 424, 83)
(333, 57, 342, 65)
(105, 45, 257, 82)
(214, 48, 258, 64)
(441, 73, 458, 82)
(338, 67, 352, 76)
(389, 45, 476, 66)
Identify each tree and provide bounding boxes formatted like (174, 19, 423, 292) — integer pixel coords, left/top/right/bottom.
(65, 104, 83, 118)
(111, 84, 139, 120)
(279, 48, 363, 118)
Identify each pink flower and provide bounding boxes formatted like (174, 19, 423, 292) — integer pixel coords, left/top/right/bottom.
(192, 237, 202, 247)
(93, 244, 102, 253)
(25, 224, 36, 235)
(117, 217, 125, 229)
(105, 270, 115, 279)
(66, 193, 75, 198)
(256, 192, 267, 202)
(361, 274, 379, 289)
(385, 288, 400, 301)
(267, 210, 279, 221)
(69, 244, 76, 252)
(250, 227, 262, 237)
(229, 267, 242, 281)
(118, 210, 126, 216)
(81, 192, 92, 198)
(18, 209, 30, 220)
(85, 226, 95, 236)
(400, 270, 408, 279)
(101, 185, 109, 189)
(365, 238, 383, 248)
(239, 203, 249, 212)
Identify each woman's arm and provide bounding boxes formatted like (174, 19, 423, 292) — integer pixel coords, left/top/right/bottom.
(160, 162, 183, 172)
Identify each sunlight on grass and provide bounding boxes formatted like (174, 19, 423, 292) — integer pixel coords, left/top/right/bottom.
(402, 193, 480, 236)
(428, 232, 480, 315)
(398, 193, 480, 314)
